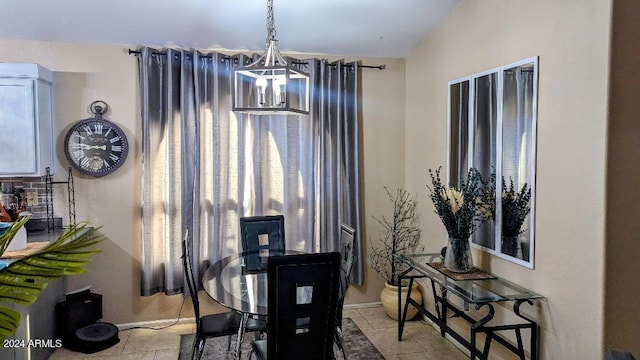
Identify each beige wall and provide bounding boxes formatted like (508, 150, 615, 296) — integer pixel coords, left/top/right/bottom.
(0, 40, 403, 322)
(405, 0, 612, 359)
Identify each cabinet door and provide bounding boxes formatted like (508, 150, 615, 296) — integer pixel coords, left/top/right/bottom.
(0, 78, 53, 176)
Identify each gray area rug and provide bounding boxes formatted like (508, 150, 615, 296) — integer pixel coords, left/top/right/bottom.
(178, 317, 384, 360)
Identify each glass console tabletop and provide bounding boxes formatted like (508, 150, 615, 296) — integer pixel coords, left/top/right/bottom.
(397, 253, 543, 304)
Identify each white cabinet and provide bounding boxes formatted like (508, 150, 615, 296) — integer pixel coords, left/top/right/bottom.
(0, 64, 54, 177)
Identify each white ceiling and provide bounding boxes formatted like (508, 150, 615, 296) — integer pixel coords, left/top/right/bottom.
(0, 0, 460, 58)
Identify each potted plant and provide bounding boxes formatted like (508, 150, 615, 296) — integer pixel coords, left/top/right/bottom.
(427, 167, 491, 272)
(370, 187, 423, 320)
(0, 215, 104, 340)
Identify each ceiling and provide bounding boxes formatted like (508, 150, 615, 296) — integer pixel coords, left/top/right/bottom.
(0, 0, 460, 58)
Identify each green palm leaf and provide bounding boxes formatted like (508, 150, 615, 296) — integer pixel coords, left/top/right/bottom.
(0, 306, 20, 338)
(0, 217, 30, 255)
(0, 218, 104, 341)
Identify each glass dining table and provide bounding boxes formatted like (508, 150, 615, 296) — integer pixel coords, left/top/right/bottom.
(202, 250, 304, 360)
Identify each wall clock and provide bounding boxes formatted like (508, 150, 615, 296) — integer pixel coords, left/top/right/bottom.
(64, 101, 129, 177)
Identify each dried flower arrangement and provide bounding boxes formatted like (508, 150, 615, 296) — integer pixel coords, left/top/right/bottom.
(485, 173, 532, 237)
(427, 167, 491, 240)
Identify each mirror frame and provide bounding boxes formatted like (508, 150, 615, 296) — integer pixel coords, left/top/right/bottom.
(447, 56, 538, 268)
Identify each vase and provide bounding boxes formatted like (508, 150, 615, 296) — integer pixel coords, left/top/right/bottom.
(501, 235, 523, 258)
(444, 237, 473, 273)
(380, 281, 422, 320)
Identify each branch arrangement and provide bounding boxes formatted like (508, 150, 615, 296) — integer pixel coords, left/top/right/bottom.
(369, 187, 421, 286)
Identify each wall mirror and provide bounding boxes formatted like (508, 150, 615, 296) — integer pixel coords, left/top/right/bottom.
(447, 57, 538, 268)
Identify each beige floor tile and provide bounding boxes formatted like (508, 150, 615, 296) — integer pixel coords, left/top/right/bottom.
(48, 331, 130, 359)
(47, 305, 473, 360)
(81, 338, 128, 358)
(153, 348, 180, 360)
(362, 327, 427, 356)
(84, 350, 156, 360)
(410, 324, 457, 352)
(122, 326, 185, 354)
(395, 352, 430, 360)
(358, 306, 424, 330)
(122, 338, 162, 354)
(357, 306, 399, 329)
(422, 348, 469, 360)
(48, 347, 85, 360)
(343, 309, 372, 330)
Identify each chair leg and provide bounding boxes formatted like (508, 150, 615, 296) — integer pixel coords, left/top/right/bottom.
(226, 335, 232, 351)
(335, 327, 347, 360)
(192, 336, 206, 360)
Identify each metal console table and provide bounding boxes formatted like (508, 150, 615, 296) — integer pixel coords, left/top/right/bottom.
(397, 253, 543, 360)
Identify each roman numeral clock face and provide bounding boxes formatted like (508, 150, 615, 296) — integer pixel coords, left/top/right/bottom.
(64, 119, 129, 177)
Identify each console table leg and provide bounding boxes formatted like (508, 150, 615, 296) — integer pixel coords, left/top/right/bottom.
(515, 328, 525, 360)
(398, 277, 414, 340)
(441, 287, 448, 338)
(482, 333, 492, 359)
(514, 299, 538, 360)
(430, 281, 447, 337)
(531, 323, 538, 360)
(398, 279, 402, 340)
(471, 304, 495, 360)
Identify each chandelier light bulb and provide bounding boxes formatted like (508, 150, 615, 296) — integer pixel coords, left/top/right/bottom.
(256, 76, 268, 104)
(272, 75, 286, 105)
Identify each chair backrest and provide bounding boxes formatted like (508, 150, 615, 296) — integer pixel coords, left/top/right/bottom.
(182, 232, 201, 330)
(337, 224, 356, 325)
(266, 252, 341, 360)
(240, 215, 285, 272)
(339, 223, 356, 284)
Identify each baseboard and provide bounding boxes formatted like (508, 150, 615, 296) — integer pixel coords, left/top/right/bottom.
(116, 317, 195, 331)
(116, 302, 383, 330)
(343, 301, 382, 310)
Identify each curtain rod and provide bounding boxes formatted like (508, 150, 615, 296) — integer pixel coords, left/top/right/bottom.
(127, 49, 386, 70)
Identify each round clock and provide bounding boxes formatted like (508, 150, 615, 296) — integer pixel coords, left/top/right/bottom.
(64, 101, 129, 177)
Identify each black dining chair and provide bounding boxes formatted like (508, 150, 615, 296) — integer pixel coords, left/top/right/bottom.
(335, 223, 356, 359)
(248, 252, 342, 360)
(182, 232, 266, 360)
(240, 215, 285, 272)
(606, 349, 637, 360)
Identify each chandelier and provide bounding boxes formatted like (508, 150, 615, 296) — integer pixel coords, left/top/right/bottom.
(232, 0, 310, 115)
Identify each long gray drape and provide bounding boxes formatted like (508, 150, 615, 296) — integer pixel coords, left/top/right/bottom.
(137, 48, 363, 296)
(472, 73, 497, 250)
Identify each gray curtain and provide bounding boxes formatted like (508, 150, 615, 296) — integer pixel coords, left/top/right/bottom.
(137, 48, 363, 296)
(502, 68, 534, 260)
(472, 73, 497, 250)
(449, 81, 470, 188)
(313, 59, 364, 285)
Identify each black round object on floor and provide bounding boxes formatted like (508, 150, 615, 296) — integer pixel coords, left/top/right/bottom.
(75, 323, 118, 341)
(66, 322, 120, 354)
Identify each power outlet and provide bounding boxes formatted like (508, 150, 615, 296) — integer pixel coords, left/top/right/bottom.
(26, 191, 38, 206)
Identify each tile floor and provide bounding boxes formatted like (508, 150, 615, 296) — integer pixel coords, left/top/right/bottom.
(48, 305, 468, 360)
